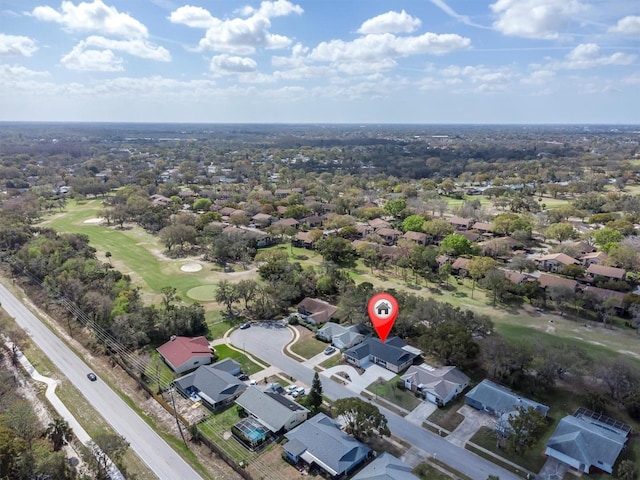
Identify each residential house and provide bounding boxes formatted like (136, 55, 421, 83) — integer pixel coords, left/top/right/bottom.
(402, 364, 470, 407)
(156, 336, 212, 374)
(235, 386, 309, 435)
(219, 206, 236, 217)
(149, 194, 171, 207)
(251, 213, 274, 228)
(447, 216, 474, 230)
(297, 297, 338, 325)
(459, 231, 481, 243)
(545, 410, 629, 474)
(343, 337, 419, 373)
(275, 188, 292, 198)
(351, 453, 419, 480)
(369, 218, 390, 230)
(294, 231, 317, 249)
(580, 286, 626, 311)
(222, 225, 272, 248)
(283, 413, 371, 478)
(566, 241, 597, 255)
(376, 227, 402, 245)
(465, 379, 549, 418)
(579, 251, 607, 267)
(355, 223, 374, 238)
(586, 264, 626, 281)
(273, 218, 300, 230)
(472, 222, 494, 238)
(209, 358, 242, 377)
(502, 269, 530, 285)
(316, 322, 364, 350)
(173, 364, 247, 411)
(403, 231, 428, 245)
(301, 215, 324, 229)
(535, 253, 579, 273)
(536, 273, 578, 291)
(451, 257, 470, 276)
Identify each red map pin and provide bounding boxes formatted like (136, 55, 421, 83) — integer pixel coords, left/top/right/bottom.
(368, 292, 399, 343)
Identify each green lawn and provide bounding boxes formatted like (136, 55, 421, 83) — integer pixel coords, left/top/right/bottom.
(469, 426, 547, 474)
(319, 352, 345, 369)
(413, 462, 469, 480)
(366, 376, 422, 412)
(144, 350, 176, 392)
(289, 335, 327, 359)
(213, 343, 266, 375)
(427, 395, 466, 433)
(198, 407, 255, 464)
(206, 316, 233, 339)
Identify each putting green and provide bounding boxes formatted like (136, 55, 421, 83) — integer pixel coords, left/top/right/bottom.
(186, 285, 217, 302)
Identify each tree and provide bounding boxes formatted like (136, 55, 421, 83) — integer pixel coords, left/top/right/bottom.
(421, 321, 479, 368)
(215, 280, 239, 318)
(402, 214, 425, 233)
(307, 372, 323, 412)
(45, 417, 73, 452)
(423, 218, 454, 240)
(545, 222, 576, 243)
(333, 398, 390, 441)
(593, 227, 623, 249)
(504, 406, 547, 455)
(316, 236, 357, 268)
(384, 198, 407, 218)
(236, 279, 258, 310)
(439, 234, 473, 256)
(559, 263, 585, 279)
(547, 285, 576, 316)
(82, 433, 129, 480)
(468, 256, 497, 299)
(510, 255, 535, 273)
(617, 460, 638, 480)
(192, 198, 212, 211)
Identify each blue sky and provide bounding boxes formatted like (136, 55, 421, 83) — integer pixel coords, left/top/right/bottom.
(1, 0, 639, 123)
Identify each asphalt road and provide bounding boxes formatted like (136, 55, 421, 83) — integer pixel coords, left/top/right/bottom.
(0, 282, 203, 480)
(231, 324, 522, 480)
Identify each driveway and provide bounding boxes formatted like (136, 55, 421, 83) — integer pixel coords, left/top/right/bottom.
(405, 401, 437, 426)
(321, 363, 396, 393)
(447, 405, 497, 447)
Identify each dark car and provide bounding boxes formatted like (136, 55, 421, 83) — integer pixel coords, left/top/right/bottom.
(238, 373, 249, 381)
(240, 322, 251, 330)
(87, 372, 97, 381)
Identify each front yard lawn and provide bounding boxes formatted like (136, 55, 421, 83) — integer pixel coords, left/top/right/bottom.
(427, 395, 466, 433)
(289, 334, 326, 359)
(213, 344, 266, 375)
(366, 376, 422, 412)
(319, 352, 345, 369)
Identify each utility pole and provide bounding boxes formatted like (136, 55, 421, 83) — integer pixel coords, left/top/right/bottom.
(168, 387, 188, 448)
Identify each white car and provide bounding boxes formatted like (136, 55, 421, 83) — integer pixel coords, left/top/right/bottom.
(285, 384, 298, 394)
(292, 387, 306, 398)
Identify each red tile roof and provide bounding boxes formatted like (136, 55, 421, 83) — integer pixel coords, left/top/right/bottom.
(157, 336, 211, 369)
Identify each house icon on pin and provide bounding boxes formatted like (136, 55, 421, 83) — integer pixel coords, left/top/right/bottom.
(376, 301, 391, 316)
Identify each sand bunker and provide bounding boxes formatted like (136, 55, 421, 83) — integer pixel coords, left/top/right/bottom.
(181, 262, 203, 273)
(83, 217, 105, 224)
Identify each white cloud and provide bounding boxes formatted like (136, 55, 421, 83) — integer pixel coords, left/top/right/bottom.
(357, 10, 421, 34)
(169, 5, 220, 29)
(83, 36, 171, 61)
(255, 0, 303, 18)
(309, 32, 470, 64)
(490, 0, 586, 39)
(622, 72, 640, 86)
(210, 54, 257, 73)
(0, 64, 49, 80)
(170, 2, 301, 55)
(0, 34, 38, 56)
(609, 16, 640, 36)
(32, 0, 148, 38)
(521, 69, 555, 85)
(61, 44, 124, 71)
(563, 43, 635, 69)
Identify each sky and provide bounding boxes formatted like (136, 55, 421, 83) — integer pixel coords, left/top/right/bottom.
(1, 0, 639, 124)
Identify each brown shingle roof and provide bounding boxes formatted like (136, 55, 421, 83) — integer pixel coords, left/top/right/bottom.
(586, 264, 626, 280)
(537, 274, 578, 290)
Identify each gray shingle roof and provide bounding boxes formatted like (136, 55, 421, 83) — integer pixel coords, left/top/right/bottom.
(351, 453, 419, 480)
(465, 379, 549, 416)
(546, 415, 627, 473)
(235, 386, 309, 433)
(344, 337, 418, 367)
(284, 413, 371, 477)
(174, 365, 246, 404)
(402, 365, 469, 401)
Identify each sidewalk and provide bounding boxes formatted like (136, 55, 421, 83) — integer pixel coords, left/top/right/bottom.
(8, 341, 125, 480)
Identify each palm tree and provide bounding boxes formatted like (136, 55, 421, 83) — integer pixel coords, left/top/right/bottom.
(46, 417, 73, 451)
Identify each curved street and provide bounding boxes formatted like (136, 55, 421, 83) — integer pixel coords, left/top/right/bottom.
(230, 324, 522, 480)
(0, 282, 203, 480)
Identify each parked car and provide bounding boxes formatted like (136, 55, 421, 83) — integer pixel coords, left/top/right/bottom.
(249, 379, 258, 386)
(324, 346, 336, 355)
(285, 385, 298, 394)
(292, 387, 306, 398)
(87, 372, 97, 381)
(238, 373, 249, 381)
(240, 322, 251, 330)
